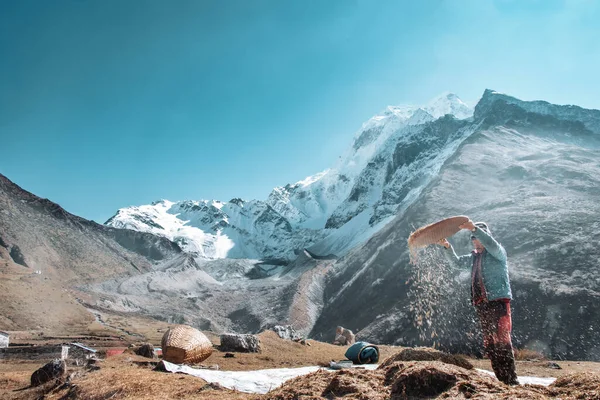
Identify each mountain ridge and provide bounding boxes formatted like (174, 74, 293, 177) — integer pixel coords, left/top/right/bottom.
(105, 92, 476, 262)
(307, 90, 600, 360)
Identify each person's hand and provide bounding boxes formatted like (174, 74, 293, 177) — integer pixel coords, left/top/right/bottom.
(459, 219, 476, 231)
(437, 238, 450, 249)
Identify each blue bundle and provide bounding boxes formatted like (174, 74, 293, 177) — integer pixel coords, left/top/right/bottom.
(344, 341, 379, 364)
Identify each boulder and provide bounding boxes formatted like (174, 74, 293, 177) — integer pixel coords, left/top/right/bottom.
(271, 325, 301, 341)
(135, 343, 156, 358)
(333, 326, 355, 346)
(547, 362, 562, 370)
(219, 333, 261, 353)
(31, 359, 66, 386)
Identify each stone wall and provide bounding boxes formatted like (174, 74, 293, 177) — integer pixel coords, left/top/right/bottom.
(68, 346, 95, 361)
(0, 345, 68, 361)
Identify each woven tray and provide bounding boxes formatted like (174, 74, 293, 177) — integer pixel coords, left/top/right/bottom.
(408, 216, 469, 250)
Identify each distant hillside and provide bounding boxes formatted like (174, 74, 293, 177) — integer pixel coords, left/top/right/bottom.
(0, 173, 183, 332)
(0, 174, 181, 284)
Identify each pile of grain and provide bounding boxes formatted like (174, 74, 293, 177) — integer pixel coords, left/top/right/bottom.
(379, 347, 473, 370)
(267, 350, 600, 400)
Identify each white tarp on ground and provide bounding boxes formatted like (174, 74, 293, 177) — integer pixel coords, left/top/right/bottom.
(476, 368, 556, 386)
(158, 361, 556, 394)
(159, 361, 320, 394)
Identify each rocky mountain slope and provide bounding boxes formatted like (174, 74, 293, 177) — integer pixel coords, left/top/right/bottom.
(0, 173, 187, 331)
(0, 174, 335, 335)
(310, 90, 600, 360)
(0, 174, 184, 284)
(83, 250, 336, 335)
(105, 93, 474, 261)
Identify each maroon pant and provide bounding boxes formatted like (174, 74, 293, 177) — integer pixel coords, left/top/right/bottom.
(475, 300, 519, 385)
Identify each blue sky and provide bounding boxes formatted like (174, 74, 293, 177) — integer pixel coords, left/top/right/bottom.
(1, 0, 599, 223)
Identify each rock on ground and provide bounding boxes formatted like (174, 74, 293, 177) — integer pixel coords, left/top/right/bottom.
(135, 343, 156, 358)
(333, 326, 355, 346)
(31, 359, 66, 387)
(271, 325, 301, 341)
(219, 334, 261, 353)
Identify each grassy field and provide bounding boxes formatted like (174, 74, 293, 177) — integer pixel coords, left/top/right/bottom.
(2, 328, 600, 399)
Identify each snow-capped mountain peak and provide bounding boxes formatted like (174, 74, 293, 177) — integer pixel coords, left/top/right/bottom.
(150, 199, 174, 207)
(357, 93, 472, 144)
(296, 170, 328, 188)
(425, 92, 473, 119)
(106, 91, 476, 261)
(406, 108, 435, 125)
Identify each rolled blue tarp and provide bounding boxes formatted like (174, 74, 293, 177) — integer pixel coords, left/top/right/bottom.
(344, 341, 379, 364)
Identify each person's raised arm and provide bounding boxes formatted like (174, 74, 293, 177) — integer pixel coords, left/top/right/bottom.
(473, 227, 506, 261)
(437, 238, 471, 269)
(459, 220, 507, 262)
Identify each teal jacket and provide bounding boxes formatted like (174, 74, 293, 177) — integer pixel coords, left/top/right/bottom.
(444, 227, 512, 302)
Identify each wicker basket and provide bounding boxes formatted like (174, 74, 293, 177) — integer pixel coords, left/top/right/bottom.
(161, 325, 213, 364)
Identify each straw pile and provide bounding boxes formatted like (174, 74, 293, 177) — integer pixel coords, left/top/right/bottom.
(267, 359, 600, 399)
(379, 347, 473, 370)
(161, 325, 213, 364)
(266, 368, 388, 400)
(546, 372, 600, 399)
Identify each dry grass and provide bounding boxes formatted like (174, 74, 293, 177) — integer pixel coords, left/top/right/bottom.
(0, 376, 24, 389)
(196, 331, 397, 372)
(0, 330, 371, 400)
(2, 332, 600, 400)
(1, 355, 252, 400)
(515, 348, 547, 361)
(53, 356, 251, 400)
(85, 308, 173, 344)
(0, 258, 93, 334)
